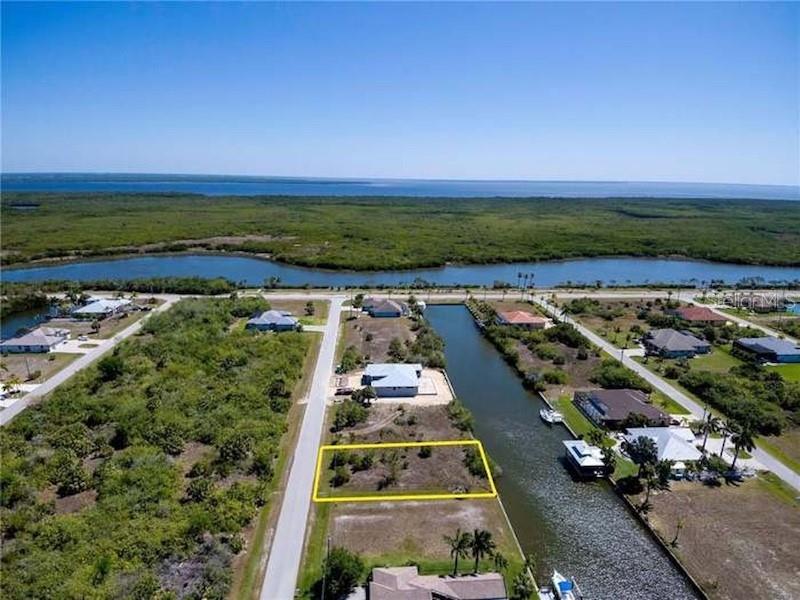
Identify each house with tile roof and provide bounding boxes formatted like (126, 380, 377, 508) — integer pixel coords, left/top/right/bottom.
(495, 310, 551, 330)
(669, 305, 728, 325)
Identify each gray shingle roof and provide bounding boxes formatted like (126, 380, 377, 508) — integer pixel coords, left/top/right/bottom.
(645, 328, 709, 353)
(247, 310, 298, 327)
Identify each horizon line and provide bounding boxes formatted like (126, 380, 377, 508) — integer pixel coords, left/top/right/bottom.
(1, 171, 798, 189)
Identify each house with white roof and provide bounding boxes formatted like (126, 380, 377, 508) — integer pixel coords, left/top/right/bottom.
(72, 297, 131, 320)
(624, 426, 702, 478)
(361, 363, 422, 397)
(245, 310, 299, 332)
(0, 327, 69, 353)
(562, 439, 606, 478)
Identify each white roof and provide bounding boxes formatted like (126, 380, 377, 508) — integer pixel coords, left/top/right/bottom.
(73, 298, 131, 315)
(563, 440, 605, 468)
(625, 427, 702, 463)
(364, 363, 422, 388)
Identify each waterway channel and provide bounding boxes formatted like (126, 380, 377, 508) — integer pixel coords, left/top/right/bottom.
(425, 304, 698, 599)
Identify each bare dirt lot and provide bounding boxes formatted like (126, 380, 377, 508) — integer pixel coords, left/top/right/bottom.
(342, 314, 415, 363)
(328, 498, 518, 568)
(644, 476, 800, 600)
(332, 404, 468, 444)
(1, 351, 78, 383)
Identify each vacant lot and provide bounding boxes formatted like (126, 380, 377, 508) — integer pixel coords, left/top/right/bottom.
(1, 351, 78, 383)
(45, 308, 151, 340)
(342, 313, 415, 363)
(644, 476, 800, 600)
(268, 299, 329, 325)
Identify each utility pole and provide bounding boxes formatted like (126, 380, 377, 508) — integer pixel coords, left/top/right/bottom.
(321, 535, 331, 600)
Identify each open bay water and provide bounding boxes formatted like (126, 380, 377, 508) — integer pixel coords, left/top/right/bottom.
(426, 305, 698, 599)
(2, 173, 798, 200)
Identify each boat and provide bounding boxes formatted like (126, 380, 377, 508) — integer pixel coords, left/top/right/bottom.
(551, 570, 582, 600)
(540, 408, 564, 424)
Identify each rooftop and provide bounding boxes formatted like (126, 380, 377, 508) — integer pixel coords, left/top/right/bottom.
(73, 297, 131, 315)
(625, 427, 702, 463)
(369, 566, 507, 600)
(646, 328, 709, 352)
(247, 309, 298, 327)
(577, 388, 667, 422)
(736, 336, 800, 357)
(0, 326, 68, 347)
(364, 363, 422, 388)
(497, 310, 549, 325)
(563, 440, 605, 468)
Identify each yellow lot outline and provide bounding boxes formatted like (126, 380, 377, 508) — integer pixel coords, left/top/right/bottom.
(312, 439, 498, 503)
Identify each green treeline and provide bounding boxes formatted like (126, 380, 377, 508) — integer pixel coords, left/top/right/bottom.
(3, 194, 800, 268)
(0, 297, 310, 598)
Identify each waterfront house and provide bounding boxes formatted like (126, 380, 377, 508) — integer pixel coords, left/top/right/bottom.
(245, 310, 299, 332)
(562, 439, 606, 478)
(669, 305, 728, 325)
(574, 389, 670, 430)
(369, 566, 507, 600)
(72, 297, 131, 320)
(363, 298, 409, 318)
(643, 328, 711, 358)
(624, 427, 701, 478)
(733, 336, 800, 364)
(361, 363, 422, 397)
(0, 327, 69, 353)
(495, 310, 551, 330)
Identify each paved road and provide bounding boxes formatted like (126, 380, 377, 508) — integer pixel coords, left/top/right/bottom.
(260, 296, 345, 600)
(531, 296, 800, 491)
(0, 298, 177, 427)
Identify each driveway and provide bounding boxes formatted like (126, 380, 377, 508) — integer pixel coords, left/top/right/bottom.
(260, 296, 345, 600)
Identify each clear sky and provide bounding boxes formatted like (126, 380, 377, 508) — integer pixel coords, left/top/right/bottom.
(2, 2, 798, 185)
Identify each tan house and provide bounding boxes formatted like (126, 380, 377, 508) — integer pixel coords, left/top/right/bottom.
(496, 310, 551, 330)
(369, 566, 507, 600)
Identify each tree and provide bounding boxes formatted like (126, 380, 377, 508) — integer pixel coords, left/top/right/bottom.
(700, 414, 722, 453)
(622, 435, 658, 478)
(511, 571, 535, 600)
(352, 293, 364, 309)
(91, 319, 101, 334)
(305, 301, 315, 316)
(492, 552, 509, 573)
(322, 547, 364, 600)
(2, 373, 22, 395)
(97, 355, 125, 382)
(470, 529, 496, 573)
(443, 528, 472, 575)
(730, 418, 756, 470)
(601, 446, 617, 475)
(585, 429, 606, 447)
(642, 459, 673, 507)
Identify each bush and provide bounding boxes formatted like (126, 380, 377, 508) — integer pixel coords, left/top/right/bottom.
(447, 399, 474, 432)
(543, 369, 568, 385)
(591, 359, 652, 392)
(321, 547, 365, 600)
(332, 401, 369, 431)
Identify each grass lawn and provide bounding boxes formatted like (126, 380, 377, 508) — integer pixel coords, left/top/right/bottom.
(553, 394, 596, 438)
(767, 363, 800, 383)
(757, 431, 800, 475)
(651, 391, 691, 415)
(690, 345, 743, 373)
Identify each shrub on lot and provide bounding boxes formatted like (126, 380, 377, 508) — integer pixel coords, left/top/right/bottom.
(332, 401, 369, 431)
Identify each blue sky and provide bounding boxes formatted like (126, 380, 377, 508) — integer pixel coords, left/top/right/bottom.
(2, 2, 798, 185)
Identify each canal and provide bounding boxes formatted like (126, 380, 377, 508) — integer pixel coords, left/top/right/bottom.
(425, 304, 698, 599)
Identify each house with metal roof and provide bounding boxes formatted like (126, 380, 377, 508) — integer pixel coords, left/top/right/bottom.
(369, 566, 507, 600)
(72, 297, 131, 319)
(245, 310, 299, 332)
(624, 427, 702, 477)
(0, 327, 69, 353)
(361, 363, 422, 397)
(574, 388, 670, 430)
(562, 440, 605, 478)
(733, 336, 800, 363)
(643, 328, 711, 358)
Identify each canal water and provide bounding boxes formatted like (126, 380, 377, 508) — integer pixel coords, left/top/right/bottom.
(426, 304, 698, 599)
(4, 253, 800, 287)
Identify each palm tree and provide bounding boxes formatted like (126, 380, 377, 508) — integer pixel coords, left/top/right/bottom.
(443, 528, 472, 576)
(731, 421, 756, 470)
(470, 528, 496, 573)
(701, 414, 722, 453)
(492, 551, 509, 573)
(2, 373, 22, 395)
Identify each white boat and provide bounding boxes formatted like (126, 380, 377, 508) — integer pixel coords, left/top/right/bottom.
(540, 408, 564, 424)
(552, 570, 581, 600)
